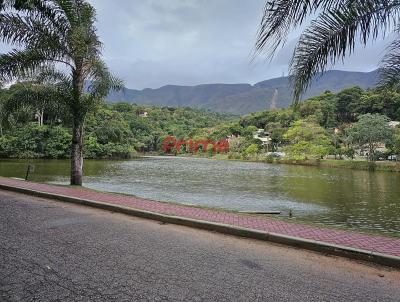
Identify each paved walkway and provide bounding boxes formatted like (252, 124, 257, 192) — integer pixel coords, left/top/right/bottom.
(1, 177, 399, 258)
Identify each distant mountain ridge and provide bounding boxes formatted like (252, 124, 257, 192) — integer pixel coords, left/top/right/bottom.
(107, 70, 379, 115)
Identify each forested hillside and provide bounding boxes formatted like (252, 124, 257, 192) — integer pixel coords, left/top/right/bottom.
(107, 70, 378, 114)
(2, 82, 400, 162)
(197, 87, 400, 161)
(0, 83, 235, 159)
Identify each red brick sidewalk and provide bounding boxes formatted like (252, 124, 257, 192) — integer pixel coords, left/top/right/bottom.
(1, 177, 399, 257)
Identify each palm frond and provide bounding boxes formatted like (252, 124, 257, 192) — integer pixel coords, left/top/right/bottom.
(378, 38, 400, 90)
(54, 0, 79, 26)
(0, 48, 47, 81)
(0, 12, 67, 50)
(1, 1, 69, 30)
(0, 0, 26, 10)
(85, 58, 124, 101)
(0, 48, 71, 82)
(290, 0, 400, 102)
(33, 65, 71, 85)
(255, 0, 349, 58)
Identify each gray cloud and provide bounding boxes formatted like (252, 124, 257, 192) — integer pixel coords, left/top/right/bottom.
(90, 0, 271, 88)
(1, 1, 391, 89)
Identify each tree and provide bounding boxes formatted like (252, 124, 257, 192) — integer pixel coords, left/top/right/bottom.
(284, 120, 332, 160)
(348, 114, 394, 161)
(354, 89, 400, 120)
(0, 0, 123, 185)
(242, 125, 258, 138)
(256, 0, 400, 101)
(335, 87, 363, 123)
(390, 127, 400, 158)
(298, 91, 337, 128)
(4, 82, 64, 126)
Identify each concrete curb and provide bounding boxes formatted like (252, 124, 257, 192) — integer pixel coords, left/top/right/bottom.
(1, 183, 399, 269)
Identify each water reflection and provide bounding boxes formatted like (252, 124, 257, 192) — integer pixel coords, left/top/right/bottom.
(0, 157, 399, 236)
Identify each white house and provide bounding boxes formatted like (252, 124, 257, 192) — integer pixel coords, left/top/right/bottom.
(253, 129, 271, 146)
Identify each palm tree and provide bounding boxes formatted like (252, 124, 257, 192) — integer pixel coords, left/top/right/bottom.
(255, 0, 400, 101)
(0, 0, 123, 185)
(3, 81, 64, 126)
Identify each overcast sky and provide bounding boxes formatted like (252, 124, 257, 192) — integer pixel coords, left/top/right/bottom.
(0, 0, 392, 89)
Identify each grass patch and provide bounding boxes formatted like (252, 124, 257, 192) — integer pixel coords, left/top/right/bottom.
(274, 158, 400, 172)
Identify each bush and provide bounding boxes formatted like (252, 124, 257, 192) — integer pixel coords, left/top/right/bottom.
(84, 135, 136, 159)
(11, 124, 47, 158)
(84, 135, 103, 158)
(43, 127, 72, 158)
(102, 143, 137, 159)
(0, 135, 15, 157)
(244, 144, 259, 156)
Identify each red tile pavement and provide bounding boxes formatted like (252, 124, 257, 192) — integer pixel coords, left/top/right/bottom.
(1, 177, 399, 257)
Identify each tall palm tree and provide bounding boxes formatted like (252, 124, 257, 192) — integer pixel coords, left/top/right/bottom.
(0, 0, 123, 185)
(255, 0, 400, 102)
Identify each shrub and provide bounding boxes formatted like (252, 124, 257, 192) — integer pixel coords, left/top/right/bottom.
(43, 127, 72, 158)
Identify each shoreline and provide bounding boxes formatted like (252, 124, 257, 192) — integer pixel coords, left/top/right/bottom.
(2, 152, 400, 173)
(170, 153, 400, 173)
(271, 158, 400, 173)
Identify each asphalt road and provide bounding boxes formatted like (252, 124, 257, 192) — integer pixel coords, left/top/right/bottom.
(1, 190, 399, 302)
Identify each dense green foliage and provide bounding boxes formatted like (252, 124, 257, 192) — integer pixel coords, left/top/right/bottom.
(283, 120, 331, 160)
(0, 0, 123, 185)
(0, 84, 235, 159)
(348, 114, 394, 161)
(198, 86, 400, 161)
(2, 84, 400, 163)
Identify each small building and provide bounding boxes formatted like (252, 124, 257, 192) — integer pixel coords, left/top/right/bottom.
(139, 111, 148, 118)
(253, 129, 271, 146)
(389, 121, 400, 128)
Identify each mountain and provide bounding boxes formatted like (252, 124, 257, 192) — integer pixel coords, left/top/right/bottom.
(107, 70, 379, 115)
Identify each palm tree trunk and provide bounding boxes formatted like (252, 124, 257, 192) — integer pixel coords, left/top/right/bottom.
(71, 68, 85, 186)
(71, 116, 84, 185)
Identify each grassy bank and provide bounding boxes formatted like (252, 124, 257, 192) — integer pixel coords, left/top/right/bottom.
(172, 152, 400, 172)
(273, 158, 400, 172)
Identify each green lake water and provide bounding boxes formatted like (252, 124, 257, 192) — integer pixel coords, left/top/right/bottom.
(1, 156, 399, 237)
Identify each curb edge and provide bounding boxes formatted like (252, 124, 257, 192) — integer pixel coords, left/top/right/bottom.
(1, 183, 399, 269)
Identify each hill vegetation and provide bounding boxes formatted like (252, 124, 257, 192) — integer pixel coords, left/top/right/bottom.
(188, 86, 400, 163)
(108, 70, 378, 115)
(2, 82, 400, 166)
(0, 84, 235, 159)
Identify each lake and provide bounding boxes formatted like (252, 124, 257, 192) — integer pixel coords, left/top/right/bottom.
(1, 156, 399, 237)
